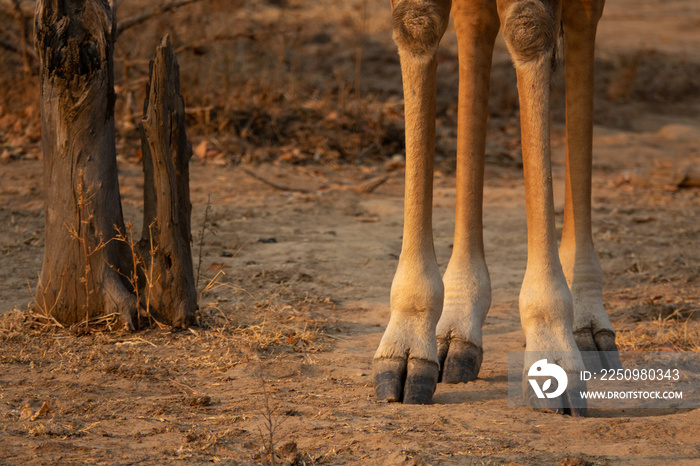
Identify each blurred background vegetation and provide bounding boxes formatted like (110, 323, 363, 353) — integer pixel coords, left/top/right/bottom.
(1, 0, 698, 168)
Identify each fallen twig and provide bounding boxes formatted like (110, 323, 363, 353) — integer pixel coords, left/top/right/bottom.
(351, 174, 389, 194)
(244, 169, 311, 194)
(171, 378, 205, 395)
(174, 32, 255, 54)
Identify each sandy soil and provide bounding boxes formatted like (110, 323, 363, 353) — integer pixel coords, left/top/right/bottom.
(1, 0, 700, 464)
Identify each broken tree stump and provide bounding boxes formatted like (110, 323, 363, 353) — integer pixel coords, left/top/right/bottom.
(34, 0, 137, 327)
(34, 2, 197, 329)
(139, 35, 197, 327)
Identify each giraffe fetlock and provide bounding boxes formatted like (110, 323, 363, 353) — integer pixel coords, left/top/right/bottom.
(374, 259, 444, 404)
(519, 268, 588, 415)
(570, 282, 622, 371)
(522, 348, 588, 416)
(374, 314, 442, 403)
(560, 247, 622, 370)
(436, 262, 491, 383)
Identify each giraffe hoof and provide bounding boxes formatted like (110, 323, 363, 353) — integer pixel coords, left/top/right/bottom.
(437, 337, 483, 384)
(373, 357, 406, 402)
(524, 376, 588, 417)
(593, 330, 623, 369)
(574, 329, 622, 371)
(373, 357, 438, 404)
(404, 359, 439, 404)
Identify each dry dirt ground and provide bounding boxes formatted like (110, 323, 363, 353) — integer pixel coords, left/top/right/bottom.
(1, 0, 700, 464)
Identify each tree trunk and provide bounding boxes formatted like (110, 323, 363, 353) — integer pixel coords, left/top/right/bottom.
(34, 1, 196, 328)
(34, 0, 137, 328)
(139, 35, 197, 327)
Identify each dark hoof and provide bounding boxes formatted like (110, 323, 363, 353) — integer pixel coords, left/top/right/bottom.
(373, 358, 407, 402)
(566, 387, 588, 417)
(575, 329, 601, 372)
(373, 357, 438, 404)
(575, 329, 622, 371)
(524, 374, 587, 417)
(438, 337, 483, 384)
(403, 359, 439, 404)
(595, 330, 622, 370)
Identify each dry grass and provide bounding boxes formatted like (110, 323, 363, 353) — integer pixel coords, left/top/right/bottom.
(197, 277, 334, 354)
(1, 281, 332, 354)
(615, 298, 700, 351)
(616, 318, 700, 352)
(0, 273, 334, 462)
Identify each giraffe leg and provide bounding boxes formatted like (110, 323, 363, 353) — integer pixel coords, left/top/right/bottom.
(373, 0, 451, 404)
(498, 0, 586, 415)
(560, 0, 621, 372)
(437, 0, 499, 384)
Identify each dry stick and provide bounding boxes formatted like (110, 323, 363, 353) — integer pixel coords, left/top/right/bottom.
(117, 0, 203, 37)
(245, 168, 389, 195)
(77, 171, 91, 327)
(351, 174, 389, 194)
(174, 32, 256, 55)
(122, 223, 141, 328)
(10, 0, 30, 77)
(243, 169, 311, 194)
(23, 272, 65, 329)
(146, 222, 157, 327)
(171, 378, 204, 395)
(0, 24, 37, 62)
(200, 244, 251, 297)
(195, 196, 213, 293)
(256, 361, 289, 466)
(354, 0, 368, 100)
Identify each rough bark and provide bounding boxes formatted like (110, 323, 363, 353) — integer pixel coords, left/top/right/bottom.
(35, 2, 196, 328)
(34, 0, 137, 327)
(139, 35, 197, 327)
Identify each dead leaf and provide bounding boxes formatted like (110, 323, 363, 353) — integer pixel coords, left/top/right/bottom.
(30, 401, 51, 421)
(19, 404, 33, 420)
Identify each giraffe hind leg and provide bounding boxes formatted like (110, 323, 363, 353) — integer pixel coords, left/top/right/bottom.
(560, 0, 621, 372)
(437, 0, 499, 385)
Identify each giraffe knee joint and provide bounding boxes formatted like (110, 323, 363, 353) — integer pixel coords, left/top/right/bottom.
(392, 0, 449, 62)
(502, 1, 557, 67)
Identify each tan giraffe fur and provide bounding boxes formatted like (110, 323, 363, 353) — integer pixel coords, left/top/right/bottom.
(373, 0, 620, 413)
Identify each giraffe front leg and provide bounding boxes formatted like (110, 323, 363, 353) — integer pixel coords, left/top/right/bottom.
(560, 0, 621, 371)
(373, 0, 451, 404)
(499, 0, 586, 415)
